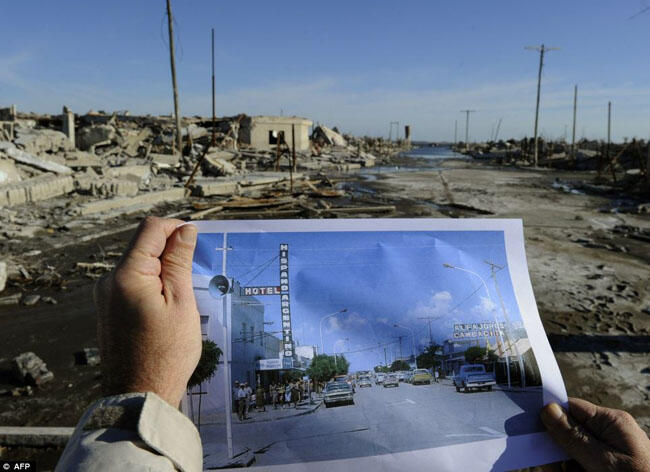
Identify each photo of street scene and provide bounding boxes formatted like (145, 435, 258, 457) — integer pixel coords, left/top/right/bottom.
(188, 223, 546, 468)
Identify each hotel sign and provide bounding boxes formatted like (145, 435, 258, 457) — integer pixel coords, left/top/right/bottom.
(279, 244, 293, 369)
(238, 244, 294, 370)
(453, 321, 505, 339)
(242, 286, 281, 296)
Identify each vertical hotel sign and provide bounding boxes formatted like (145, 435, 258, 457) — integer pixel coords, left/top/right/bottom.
(280, 244, 293, 369)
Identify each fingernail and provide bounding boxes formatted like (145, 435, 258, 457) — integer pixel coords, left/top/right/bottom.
(542, 403, 565, 424)
(179, 224, 197, 244)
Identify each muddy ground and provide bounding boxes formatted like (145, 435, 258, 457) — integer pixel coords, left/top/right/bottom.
(0, 155, 648, 468)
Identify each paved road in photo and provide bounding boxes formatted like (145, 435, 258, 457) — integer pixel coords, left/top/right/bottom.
(201, 381, 543, 466)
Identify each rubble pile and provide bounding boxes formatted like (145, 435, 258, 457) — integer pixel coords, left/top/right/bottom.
(0, 105, 409, 304)
(12, 352, 54, 386)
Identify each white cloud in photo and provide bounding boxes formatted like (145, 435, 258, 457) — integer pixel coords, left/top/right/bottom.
(471, 296, 497, 316)
(407, 290, 453, 320)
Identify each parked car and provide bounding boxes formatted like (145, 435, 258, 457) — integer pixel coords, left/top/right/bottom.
(383, 374, 399, 388)
(454, 364, 496, 393)
(411, 369, 433, 385)
(375, 373, 385, 385)
(396, 371, 406, 382)
(323, 381, 354, 407)
(359, 377, 372, 388)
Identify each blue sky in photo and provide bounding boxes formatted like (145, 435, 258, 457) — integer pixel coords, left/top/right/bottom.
(2, 1, 650, 141)
(193, 230, 523, 371)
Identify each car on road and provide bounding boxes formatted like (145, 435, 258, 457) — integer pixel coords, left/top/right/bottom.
(375, 373, 385, 385)
(323, 381, 354, 407)
(383, 374, 399, 388)
(411, 369, 433, 385)
(359, 377, 372, 388)
(454, 364, 496, 393)
(396, 371, 406, 382)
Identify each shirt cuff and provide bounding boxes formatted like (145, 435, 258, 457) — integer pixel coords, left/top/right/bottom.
(82, 392, 202, 472)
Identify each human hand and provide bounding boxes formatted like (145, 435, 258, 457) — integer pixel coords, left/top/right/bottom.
(94, 216, 201, 408)
(541, 397, 650, 472)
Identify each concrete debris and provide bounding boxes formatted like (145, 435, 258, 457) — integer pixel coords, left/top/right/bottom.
(14, 127, 73, 154)
(312, 125, 347, 147)
(0, 142, 73, 174)
(23, 294, 41, 306)
(74, 187, 186, 216)
(0, 173, 75, 207)
(0, 158, 21, 184)
(203, 153, 238, 176)
(0, 261, 6, 293)
(75, 348, 101, 366)
(77, 123, 117, 151)
(0, 293, 22, 306)
(12, 352, 54, 386)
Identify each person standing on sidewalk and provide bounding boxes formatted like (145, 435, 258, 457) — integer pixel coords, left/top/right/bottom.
(236, 384, 247, 422)
(271, 383, 278, 409)
(232, 381, 240, 413)
(284, 382, 292, 407)
(243, 382, 253, 419)
(256, 383, 266, 412)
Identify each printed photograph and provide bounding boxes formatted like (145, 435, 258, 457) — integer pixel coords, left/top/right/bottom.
(188, 227, 545, 468)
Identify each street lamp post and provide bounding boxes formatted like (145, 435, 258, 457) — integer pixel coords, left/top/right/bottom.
(319, 309, 348, 355)
(443, 263, 512, 388)
(393, 323, 417, 368)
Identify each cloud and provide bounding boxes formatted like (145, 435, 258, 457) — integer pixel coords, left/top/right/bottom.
(407, 290, 452, 320)
(325, 311, 367, 333)
(471, 296, 497, 316)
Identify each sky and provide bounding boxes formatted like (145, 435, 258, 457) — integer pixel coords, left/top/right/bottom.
(192, 230, 523, 372)
(2, 1, 649, 141)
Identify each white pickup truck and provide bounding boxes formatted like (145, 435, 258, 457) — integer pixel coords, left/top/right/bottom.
(454, 364, 496, 393)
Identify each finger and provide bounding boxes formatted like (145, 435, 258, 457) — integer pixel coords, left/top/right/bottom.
(124, 216, 184, 261)
(541, 402, 607, 470)
(160, 223, 198, 306)
(568, 397, 601, 424)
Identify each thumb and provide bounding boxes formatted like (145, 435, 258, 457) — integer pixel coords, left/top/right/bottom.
(541, 402, 606, 470)
(160, 224, 197, 306)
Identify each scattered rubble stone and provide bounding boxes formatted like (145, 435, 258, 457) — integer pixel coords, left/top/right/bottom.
(22, 294, 41, 306)
(0, 261, 6, 293)
(41, 296, 58, 305)
(0, 293, 22, 306)
(12, 352, 54, 386)
(75, 348, 101, 366)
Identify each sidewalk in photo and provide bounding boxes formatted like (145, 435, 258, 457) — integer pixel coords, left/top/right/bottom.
(198, 394, 323, 427)
(438, 378, 543, 393)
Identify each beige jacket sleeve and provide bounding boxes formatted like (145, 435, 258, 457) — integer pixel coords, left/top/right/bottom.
(55, 392, 202, 472)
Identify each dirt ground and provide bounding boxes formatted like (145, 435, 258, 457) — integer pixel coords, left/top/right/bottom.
(0, 156, 648, 468)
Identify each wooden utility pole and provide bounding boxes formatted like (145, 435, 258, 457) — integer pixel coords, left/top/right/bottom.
(525, 44, 560, 167)
(290, 124, 295, 192)
(166, 0, 182, 157)
(571, 85, 578, 164)
(211, 28, 216, 147)
(460, 110, 476, 146)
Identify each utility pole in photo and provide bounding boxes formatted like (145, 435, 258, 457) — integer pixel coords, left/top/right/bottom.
(460, 110, 476, 148)
(484, 260, 525, 388)
(166, 0, 182, 157)
(525, 44, 560, 167)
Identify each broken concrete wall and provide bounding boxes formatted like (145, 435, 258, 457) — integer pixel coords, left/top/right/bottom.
(77, 124, 117, 151)
(0, 174, 74, 207)
(240, 116, 312, 152)
(14, 127, 73, 155)
(0, 158, 21, 184)
(312, 125, 347, 147)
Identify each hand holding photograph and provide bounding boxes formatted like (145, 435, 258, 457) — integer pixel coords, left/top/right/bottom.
(185, 218, 568, 471)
